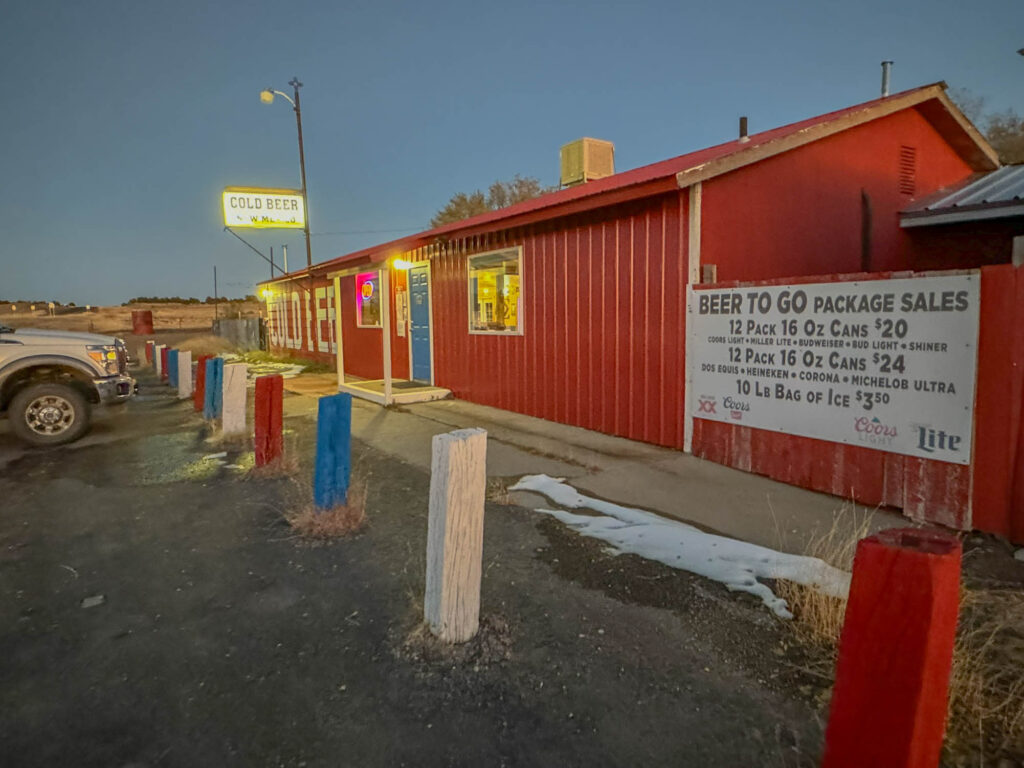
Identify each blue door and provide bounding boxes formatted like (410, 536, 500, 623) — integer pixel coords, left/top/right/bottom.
(409, 266, 431, 383)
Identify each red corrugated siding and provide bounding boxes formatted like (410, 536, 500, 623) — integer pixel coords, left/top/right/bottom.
(337, 274, 382, 379)
(430, 192, 687, 448)
(972, 264, 1024, 540)
(701, 108, 975, 282)
(692, 267, 1024, 541)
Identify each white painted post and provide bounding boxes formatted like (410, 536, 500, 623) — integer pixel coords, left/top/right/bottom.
(221, 363, 248, 436)
(683, 181, 702, 454)
(424, 428, 487, 643)
(177, 350, 193, 399)
(381, 267, 393, 405)
(154, 345, 164, 377)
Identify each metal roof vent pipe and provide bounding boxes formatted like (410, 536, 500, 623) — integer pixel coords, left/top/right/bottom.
(881, 60, 893, 97)
(739, 116, 750, 143)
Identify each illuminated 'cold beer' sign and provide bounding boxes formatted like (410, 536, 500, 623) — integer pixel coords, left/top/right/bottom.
(222, 187, 305, 229)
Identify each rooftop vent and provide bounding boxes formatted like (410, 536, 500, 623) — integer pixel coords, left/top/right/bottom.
(560, 138, 615, 187)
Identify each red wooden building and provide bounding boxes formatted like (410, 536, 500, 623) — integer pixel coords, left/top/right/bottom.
(259, 83, 1024, 542)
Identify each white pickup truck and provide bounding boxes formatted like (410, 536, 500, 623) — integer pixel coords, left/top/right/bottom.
(0, 326, 135, 446)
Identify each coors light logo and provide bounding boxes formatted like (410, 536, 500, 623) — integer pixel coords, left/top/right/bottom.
(853, 416, 897, 447)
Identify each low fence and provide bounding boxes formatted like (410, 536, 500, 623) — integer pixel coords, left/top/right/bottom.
(212, 317, 264, 351)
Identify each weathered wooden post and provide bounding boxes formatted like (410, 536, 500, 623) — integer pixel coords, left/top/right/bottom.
(159, 346, 169, 381)
(177, 350, 192, 399)
(144, 340, 154, 364)
(221, 363, 247, 436)
(254, 374, 284, 467)
(203, 357, 223, 420)
(154, 344, 165, 378)
(822, 528, 962, 768)
(167, 349, 179, 391)
(424, 428, 487, 643)
(313, 393, 352, 510)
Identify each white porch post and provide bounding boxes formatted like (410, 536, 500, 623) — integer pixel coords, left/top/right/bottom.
(683, 181, 702, 454)
(333, 275, 345, 389)
(381, 267, 393, 406)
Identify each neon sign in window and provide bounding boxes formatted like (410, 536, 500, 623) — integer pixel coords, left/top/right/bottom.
(356, 271, 381, 328)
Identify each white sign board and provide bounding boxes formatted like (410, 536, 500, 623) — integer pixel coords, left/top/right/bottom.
(687, 275, 980, 465)
(222, 187, 305, 229)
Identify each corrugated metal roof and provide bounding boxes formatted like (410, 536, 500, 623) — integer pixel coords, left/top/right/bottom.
(906, 164, 1024, 211)
(900, 164, 1024, 227)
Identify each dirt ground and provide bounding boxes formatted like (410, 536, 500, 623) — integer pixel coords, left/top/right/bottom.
(0, 370, 835, 767)
(0, 301, 262, 336)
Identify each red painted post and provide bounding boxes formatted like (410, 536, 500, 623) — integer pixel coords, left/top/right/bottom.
(145, 340, 154, 363)
(254, 375, 284, 467)
(193, 355, 210, 412)
(160, 347, 169, 380)
(822, 528, 962, 768)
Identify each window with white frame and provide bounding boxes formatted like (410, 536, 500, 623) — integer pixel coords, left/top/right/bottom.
(468, 247, 522, 333)
(355, 271, 381, 328)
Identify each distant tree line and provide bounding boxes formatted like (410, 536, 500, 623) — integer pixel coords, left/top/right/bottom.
(122, 295, 258, 306)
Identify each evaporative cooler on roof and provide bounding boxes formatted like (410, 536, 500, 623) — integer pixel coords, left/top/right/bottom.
(560, 138, 615, 187)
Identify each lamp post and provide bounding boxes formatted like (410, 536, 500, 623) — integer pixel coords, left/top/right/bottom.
(260, 78, 313, 269)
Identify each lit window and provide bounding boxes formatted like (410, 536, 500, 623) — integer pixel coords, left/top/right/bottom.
(468, 247, 522, 334)
(356, 271, 381, 328)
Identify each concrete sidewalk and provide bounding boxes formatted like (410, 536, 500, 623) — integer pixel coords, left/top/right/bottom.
(283, 375, 907, 555)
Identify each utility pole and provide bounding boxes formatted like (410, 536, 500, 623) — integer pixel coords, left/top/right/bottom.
(282, 244, 289, 274)
(270, 246, 275, 279)
(289, 77, 313, 269)
(214, 265, 219, 320)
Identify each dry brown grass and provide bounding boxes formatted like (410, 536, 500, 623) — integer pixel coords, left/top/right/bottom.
(1, 302, 261, 335)
(946, 588, 1024, 762)
(486, 477, 514, 505)
(176, 334, 237, 357)
(285, 479, 367, 540)
(778, 516, 1024, 765)
(775, 510, 873, 649)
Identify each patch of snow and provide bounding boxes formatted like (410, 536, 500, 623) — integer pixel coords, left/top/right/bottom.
(201, 452, 228, 460)
(1015, 549, 1024, 563)
(509, 474, 850, 619)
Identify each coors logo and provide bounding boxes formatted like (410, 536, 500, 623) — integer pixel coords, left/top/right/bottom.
(854, 416, 897, 447)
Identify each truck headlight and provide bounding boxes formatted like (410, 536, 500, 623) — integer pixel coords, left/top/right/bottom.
(87, 345, 120, 375)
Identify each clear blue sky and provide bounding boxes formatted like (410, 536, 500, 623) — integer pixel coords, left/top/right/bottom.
(1, 0, 1020, 305)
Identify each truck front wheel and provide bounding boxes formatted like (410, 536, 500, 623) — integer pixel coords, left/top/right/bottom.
(9, 382, 91, 446)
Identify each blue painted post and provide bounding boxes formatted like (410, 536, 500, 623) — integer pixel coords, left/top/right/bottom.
(211, 358, 223, 418)
(314, 392, 352, 511)
(203, 358, 224, 420)
(167, 349, 179, 391)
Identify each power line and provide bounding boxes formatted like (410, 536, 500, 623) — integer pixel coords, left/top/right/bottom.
(310, 226, 425, 236)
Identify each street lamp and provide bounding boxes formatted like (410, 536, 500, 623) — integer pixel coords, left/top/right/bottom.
(260, 78, 313, 269)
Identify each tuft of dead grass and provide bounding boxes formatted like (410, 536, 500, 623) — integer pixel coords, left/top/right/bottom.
(285, 479, 367, 540)
(775, 510, 873, 649)
(777, 514, 1024, 764)
(246, 455, 299, 479)
(486, 477, 514, 505)
(946, 588, 1024, 762)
